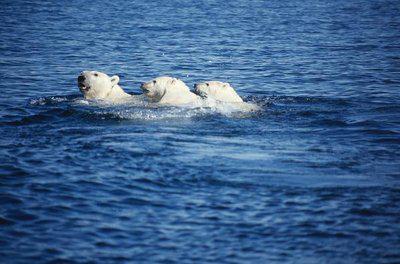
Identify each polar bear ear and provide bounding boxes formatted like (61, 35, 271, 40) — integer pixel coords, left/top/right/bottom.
(170, 78, 177, 85)
(110, 75, 120, 86)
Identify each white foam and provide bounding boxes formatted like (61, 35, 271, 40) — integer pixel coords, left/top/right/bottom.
(30, 95, 262, 121)
(29, 96, 69, 106)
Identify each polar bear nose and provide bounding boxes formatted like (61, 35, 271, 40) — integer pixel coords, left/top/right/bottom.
(78, 75, 86, 83)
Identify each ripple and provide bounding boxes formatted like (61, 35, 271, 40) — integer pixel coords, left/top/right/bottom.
(2, 0, 400, 262)
(371, 138, 400, 144)
(311, 119, 348, 127)
(0, 216, 15, 226)
(5, 210, 38, 222)
(0, 165, 30, 177)
(6, 95, 264, 125)
(362, 129, 399, 135)
(0, 195, 23, 206)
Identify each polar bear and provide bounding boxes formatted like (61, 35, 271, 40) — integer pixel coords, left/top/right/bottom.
(140, 76, 198, 105)
(77, 71, 132, 101)
(193, 81, 243, 103)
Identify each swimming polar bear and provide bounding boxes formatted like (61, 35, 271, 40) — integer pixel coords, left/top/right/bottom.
(193, 81, 243, 103)
(77, 71, 132, 101)
(141, 76, 198, 105)
(194, 81, 261, 112)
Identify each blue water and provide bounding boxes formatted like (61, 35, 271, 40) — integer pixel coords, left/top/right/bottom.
(1, 0, 400, 263)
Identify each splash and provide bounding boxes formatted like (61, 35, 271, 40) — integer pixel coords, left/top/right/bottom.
(26, 94, 262, 122)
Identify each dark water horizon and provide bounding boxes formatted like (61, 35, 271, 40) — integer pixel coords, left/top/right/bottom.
(1, 0, 400, 263)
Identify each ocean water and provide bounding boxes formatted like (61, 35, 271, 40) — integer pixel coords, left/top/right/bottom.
(1, 0, 400, 263)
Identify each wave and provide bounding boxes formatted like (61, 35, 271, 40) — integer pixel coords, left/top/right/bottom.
(2, 94, 397, 128)
(0, 94, 264, 126)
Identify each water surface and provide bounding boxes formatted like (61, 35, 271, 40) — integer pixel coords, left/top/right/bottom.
(1, 0, 400, 263)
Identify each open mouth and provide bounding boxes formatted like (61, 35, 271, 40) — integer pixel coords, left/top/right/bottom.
(141, 87, 150, 94)
(78, 82, 90, 91)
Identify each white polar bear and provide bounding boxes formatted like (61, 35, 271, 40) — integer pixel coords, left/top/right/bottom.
(194, 81, 260, 112)
(77, 71, 132, 101)
(140, 76, 198, 105)
(193, 81, 244, 103)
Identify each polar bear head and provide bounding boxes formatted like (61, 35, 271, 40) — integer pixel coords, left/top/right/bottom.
(194, 81, 243, 103)
(140, 76, 193, 103)
(77, 71, 120, 100)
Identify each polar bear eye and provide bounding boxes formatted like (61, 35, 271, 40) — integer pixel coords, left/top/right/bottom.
(153, 80, 156, 84)
(206, 83, 209, 86)
(94, 73, 99, 77)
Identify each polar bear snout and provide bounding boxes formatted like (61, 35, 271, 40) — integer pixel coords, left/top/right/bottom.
(193, 83, 207, 97)
(140, 82, 151, 93)
(77, 74, 90, 91)
(77, 75, 86, 83)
